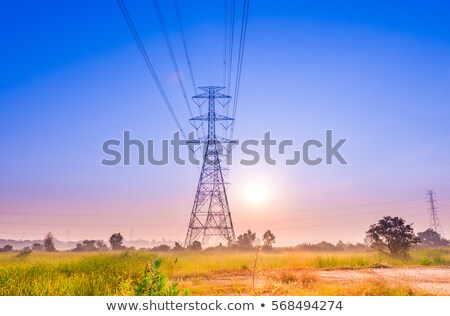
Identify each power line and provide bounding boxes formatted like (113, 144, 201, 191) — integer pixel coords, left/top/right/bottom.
(226, 0, 236, 95)
(173, 0, 198, 94)
(172, 0, 205, 138)
(153, 0, 193, 118)
(0, 222, 181, 228)
(0, 197, 425, 218)
(0, 204, 426, 228)
(223, 0, 229, 87)
(230, 0, 250, 139)
(287, 197, 425, 212)
(1, 211, 428, 232)
(264, 212, 429, 232)
(0, 232, 109, 238)
(240, 205, 425, 224)
(2, 208, 431, 242)
(116, 0, 187, 139)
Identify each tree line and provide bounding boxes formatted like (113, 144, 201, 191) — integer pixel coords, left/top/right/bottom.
(0, 216, 448, 256)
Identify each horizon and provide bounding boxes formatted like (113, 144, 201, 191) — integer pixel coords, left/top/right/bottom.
(1, 0, 449, 245)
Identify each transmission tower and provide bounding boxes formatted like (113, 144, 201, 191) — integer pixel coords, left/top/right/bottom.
(426, 189, 444, 236)
(185, 86, 236, 246)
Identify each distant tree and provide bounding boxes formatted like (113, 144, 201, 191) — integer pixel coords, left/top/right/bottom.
(204, 243, 226, 252)
(152, 244, 171, 252)
(109, 233, 124, 250)
(43, 232, 56, 252)
(335, 240, 346, 251)
(316, 241, 337, 251)
(72, 239, 109, 252)
(73, 243, 84, 252)
(81, 239, 96, 251)
(237, 229, 257, 250)
(95, 240, 108, 250)
(417, 229, 450, 247)
(187, 240, 202, 251)
(262, 230, 276, 249)
(31, 243, 43, 252)
(83, 239, 95, 246)
(294, 241, 337, 251)
(366, 216, 420, 257)
(346, 242, 369, 251)
(172, 242, 184, 252)
(2, 245, 13, 252)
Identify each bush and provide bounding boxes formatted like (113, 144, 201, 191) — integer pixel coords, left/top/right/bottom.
(134, 258, 188, 296)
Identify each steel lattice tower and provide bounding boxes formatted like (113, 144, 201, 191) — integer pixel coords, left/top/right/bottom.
(185, 86, 236, 246)
(426, 189, 444, 236)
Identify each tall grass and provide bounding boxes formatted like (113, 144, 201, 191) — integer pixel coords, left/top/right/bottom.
(0, 251, 150, 295)
(0, 249, 448, 295)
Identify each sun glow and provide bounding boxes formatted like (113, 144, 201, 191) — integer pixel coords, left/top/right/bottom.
(244, 183, 270, 205)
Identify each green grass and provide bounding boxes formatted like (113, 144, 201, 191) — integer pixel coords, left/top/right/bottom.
(0, 248, 448, 295)
(0, 251, 152, 295)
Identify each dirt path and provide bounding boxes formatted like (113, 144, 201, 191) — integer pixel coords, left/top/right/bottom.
(182, 267, 450, 295)
(317, 267, 450, 295)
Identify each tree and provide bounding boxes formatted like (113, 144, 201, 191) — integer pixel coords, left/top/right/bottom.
(237, 229, 256, 250)
(109, 233, 124, 250)
(172, 242, 184, 252)
(187, 240, 202, 251)
(32, 243, 43, 252)
(95, 240, 108, 250)
(82, 239, 96, 251)
(417, 229, 450, 247)
(335, 240, 346, 251)
(152, 244, 171, 252)
(43, 232, 56, 252)
(73, 239, 110, 252)
(1, 245, 13, 252)
(366, 216, 420, 257)
(262, 230, 276, 249)
(73, 243, 84, 252)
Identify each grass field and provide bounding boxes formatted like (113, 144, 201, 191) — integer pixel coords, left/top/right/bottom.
(1, 249, 449, 296)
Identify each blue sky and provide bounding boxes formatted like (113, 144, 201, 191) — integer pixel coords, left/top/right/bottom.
(0, 0, 449, 244)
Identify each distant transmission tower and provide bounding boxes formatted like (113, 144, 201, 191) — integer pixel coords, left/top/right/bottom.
(185, 86, 236, 246)
(426, 189, 444, 236)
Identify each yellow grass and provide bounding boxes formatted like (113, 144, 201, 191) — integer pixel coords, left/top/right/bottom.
(0, 249, 448, 295)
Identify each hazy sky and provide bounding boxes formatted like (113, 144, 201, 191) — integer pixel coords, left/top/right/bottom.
(1, 0, 449, 245)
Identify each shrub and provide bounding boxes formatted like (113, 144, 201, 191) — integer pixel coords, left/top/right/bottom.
(134, 258, 187, 296)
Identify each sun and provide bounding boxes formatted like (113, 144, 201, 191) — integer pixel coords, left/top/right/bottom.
(244, 183, 269, 205)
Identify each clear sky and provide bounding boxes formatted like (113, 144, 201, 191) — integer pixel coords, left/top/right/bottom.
(1, 0, 449, 245)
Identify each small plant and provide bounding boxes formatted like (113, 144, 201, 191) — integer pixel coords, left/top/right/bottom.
(419, 257, 433, 266)
(251, 246, 261, 293)
(134, 258, 188, 296)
